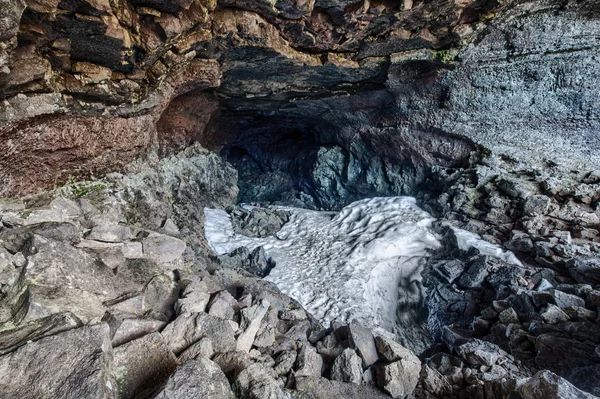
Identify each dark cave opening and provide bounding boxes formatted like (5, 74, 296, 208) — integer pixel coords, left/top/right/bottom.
(202, 109, 479, 211)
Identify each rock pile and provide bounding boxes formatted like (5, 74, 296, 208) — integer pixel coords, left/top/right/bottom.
(1, 149, 599, 398)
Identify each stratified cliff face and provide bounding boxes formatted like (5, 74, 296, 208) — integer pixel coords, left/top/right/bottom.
(1, 0, 598, 198)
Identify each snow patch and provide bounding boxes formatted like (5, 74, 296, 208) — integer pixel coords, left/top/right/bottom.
(204, 196, 519, 353)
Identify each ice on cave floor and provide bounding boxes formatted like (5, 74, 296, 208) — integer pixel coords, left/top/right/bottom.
(204, 196, 520, 354)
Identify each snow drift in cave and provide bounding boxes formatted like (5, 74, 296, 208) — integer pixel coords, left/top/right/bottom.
(204, 196, 519, 353)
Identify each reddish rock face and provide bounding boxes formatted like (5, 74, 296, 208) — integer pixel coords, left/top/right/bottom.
(0, 114, 157, 197)
(156, 90, 219, 157)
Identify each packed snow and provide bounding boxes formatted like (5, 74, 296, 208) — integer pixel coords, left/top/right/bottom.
(204, 196, 520, 353)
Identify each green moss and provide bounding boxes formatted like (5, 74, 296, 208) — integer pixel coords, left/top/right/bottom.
(431, 49, 457, 64)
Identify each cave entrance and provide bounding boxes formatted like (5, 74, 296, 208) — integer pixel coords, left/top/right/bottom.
(199, 108, 479, 210)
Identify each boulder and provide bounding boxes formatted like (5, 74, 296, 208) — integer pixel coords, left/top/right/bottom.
(273, 350, 297, 376)
(296, 376, 390, 398)
(549, 289, 586, 308)
(233, 363, 285, 399)
(348, 320, 378, 367)
(161, 312, 236, 355)
(141, 232, 186, 263)
(178, 338, 214, 363)
(375, 356, 421, 399)
(113, 332, 178, 398)
(88, 224, 132, 243)
(208, 290, 238, 320)
(213, 351, 254, 381)
(516, 370, 597, 399)
(111, 318, 167, 347)
(295, 343, 323, 378)
(375, 336, 419, 364)
(567, 258, 600, 285)
(0, 323, 116, 398)
(237, 299, 270, 352)
(175, 281, 211, 315)
(541, 304, 570, 324)
(154, 358, 234, 399)
(331, 348, 363, 384)
(0, 311, 82, 355)
(457, 339, 507, 367)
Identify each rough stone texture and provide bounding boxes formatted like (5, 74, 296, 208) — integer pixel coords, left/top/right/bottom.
(113, 332, 178, 398)
(330, 348, 363, 384)
(457, 339, 507, 367)
(0, 323, 116, 398)
(296, 376, 391, 399)
(375, 356, 421, 399)
(517, 370, 598, 399)
(348, 319, 379, 367)
(161, 311, 236, 355)
(233, 363, 286, 399)
(154, 358, 235, 399)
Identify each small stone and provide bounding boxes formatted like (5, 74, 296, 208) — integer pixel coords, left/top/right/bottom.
(11, 252, 27, 268)
(331, 348, 363, 384)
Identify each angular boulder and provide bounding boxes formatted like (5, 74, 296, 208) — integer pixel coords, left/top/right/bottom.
(154, 358, 234, 399)
(0, 323, 116, 398)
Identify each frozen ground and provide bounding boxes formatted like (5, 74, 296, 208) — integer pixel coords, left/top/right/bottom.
(204, 196, 519, 353)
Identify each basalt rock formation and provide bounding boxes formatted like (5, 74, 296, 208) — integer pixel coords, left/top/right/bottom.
(1, 0, 600, 397)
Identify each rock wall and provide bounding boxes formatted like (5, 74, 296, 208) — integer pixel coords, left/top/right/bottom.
(3, 0, 597, 199)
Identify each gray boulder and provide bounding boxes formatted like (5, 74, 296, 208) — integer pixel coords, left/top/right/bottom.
(155, 358, 234, 399)
(234, 363, 286, 399)
(348, 320, 378, 367)
(296, 376, 390, 399)
(0, 323, 116, 398)
(457, 339, 507, 367)
(374, 345, 421, 399)
(113, 332, 178, 398)
(141, 232, 186, 263)
(331, 348, 363, 384)
(161, 312, 236, 355)
(516, 370, 598, 399)
(88, 224, 132, 243)
(295, 343, 323, 378)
